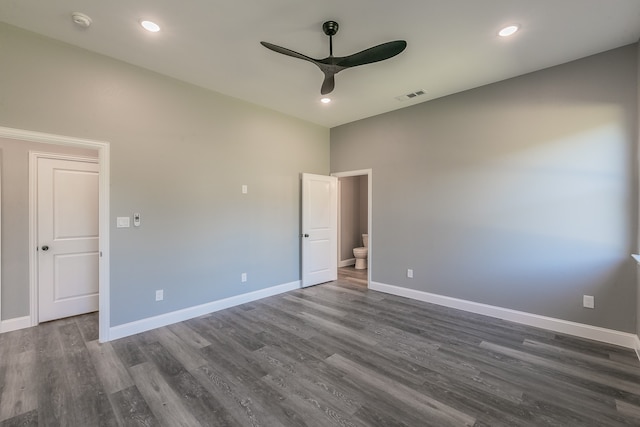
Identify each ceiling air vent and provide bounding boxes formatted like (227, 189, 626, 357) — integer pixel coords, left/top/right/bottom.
(395, 90, 426, 102)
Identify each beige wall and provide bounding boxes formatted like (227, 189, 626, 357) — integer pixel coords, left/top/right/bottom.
(339, 177, 358, 262)
(637, 41, 640, 338)
(339, 175, 369, 263)
(358, 175, 368, 237)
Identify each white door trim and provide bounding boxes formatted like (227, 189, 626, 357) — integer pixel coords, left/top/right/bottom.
(331, 169, 372, 288)
(0, 126, 110, 343)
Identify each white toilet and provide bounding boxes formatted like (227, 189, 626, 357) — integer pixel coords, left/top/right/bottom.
(353, 234, 369, 270)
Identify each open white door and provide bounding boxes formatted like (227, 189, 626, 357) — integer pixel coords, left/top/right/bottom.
(301, 173, 337, 287)
(37, 156, 99, 322)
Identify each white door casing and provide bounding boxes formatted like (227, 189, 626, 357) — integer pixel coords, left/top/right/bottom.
(37, 156, 99, 322)
(0, 126, 111, 343)
(301, 173, 337, 287)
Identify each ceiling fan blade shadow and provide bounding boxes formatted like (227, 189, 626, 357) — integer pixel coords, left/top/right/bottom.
(260, 41, 319, 65)
(337, 40, 407, 68)
(321, 74, 335, 95)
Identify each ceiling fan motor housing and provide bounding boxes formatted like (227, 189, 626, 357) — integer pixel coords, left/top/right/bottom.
(322, 21, 339, 36)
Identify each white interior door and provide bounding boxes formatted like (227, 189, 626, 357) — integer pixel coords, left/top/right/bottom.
(301, 173, 337, 287)
(38, 156, 99, 322)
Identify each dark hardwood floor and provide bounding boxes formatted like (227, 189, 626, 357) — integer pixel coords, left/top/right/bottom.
(2, 278, 640, 426)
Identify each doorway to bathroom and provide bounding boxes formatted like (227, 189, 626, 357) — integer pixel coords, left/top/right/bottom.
(332, 169, 372, 288)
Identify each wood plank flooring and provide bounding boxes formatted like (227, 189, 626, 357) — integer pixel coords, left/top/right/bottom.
(337, 266, 368, 287)
(2, 278, 640, 426)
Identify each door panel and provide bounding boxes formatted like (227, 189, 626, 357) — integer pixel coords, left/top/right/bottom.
(54, 253, 99, 299)
(302, 173, 337, 287)
(38, 157, 99, 322)
(54, 169, 99, 238)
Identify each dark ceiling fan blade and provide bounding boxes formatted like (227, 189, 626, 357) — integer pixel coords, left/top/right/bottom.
(260, 41, 319, 65)
(262, 22, 407, 95)
(337, 40, 407, 68)
(321, 74, 335, 95)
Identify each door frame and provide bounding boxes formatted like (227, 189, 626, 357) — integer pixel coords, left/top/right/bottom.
(0, 126, 111, 342)
(331, 169, 372, 288)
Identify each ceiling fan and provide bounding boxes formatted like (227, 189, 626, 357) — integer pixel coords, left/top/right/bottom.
(261, 21, 407, 95)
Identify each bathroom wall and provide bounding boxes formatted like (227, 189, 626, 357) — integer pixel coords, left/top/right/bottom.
(0, 138, 97, 320)
(637, 41, 640, 339)
(339, 176, 360, 264)
(358, 176, 368, 237)
(331, 44, 638, 333)
(339, 175, 369, 265)
(0, 23, 329, 328)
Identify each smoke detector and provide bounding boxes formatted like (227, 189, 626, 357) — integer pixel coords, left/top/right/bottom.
(71, 12, 92, 28)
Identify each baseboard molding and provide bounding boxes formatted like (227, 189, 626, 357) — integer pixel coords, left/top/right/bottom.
(0, 316, 32, 334)
(635, 336, 640, 361)
(339, 258, 356, 267)
(370, 281, 638, 350)
(108, 280, 301, 341)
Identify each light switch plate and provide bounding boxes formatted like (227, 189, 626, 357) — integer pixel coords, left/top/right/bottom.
(117, 217, 130, 228)
(583, 295, 594, 309)
(133, 213, 141, 227)
(242, 185, 248, 194)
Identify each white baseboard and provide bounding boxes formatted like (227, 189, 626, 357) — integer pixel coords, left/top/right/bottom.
(339, 258, 356, 267)
(0, 316, 32, 333)
(635, 336, 640, 361)
(108, 280, 301, 341)
(370, 281, 639, 350)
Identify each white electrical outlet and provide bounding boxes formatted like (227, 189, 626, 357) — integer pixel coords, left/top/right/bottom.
(155, 289, 164, 301)
(407, 269, 414, 278)
(241, 273, 247, 282)
(583, 295, 594, 309)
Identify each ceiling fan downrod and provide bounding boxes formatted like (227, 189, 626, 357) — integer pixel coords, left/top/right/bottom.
(322, 21, 339, 57)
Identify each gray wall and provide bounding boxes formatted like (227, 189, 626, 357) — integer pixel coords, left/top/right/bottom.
(0, 23, 329, 326)
(332, 44, 638, 333)
(0, 139, 96, 320)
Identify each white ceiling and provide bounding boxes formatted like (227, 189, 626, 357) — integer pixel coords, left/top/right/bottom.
(2, 1, 640, 128)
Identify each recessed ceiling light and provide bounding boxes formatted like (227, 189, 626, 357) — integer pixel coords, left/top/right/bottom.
(140, 20, 160, 33)
(498, 25, 519, 37)
(321, 98, 331, 104)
